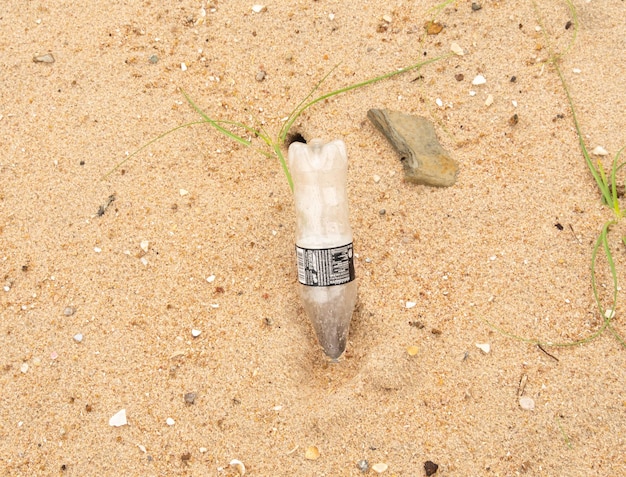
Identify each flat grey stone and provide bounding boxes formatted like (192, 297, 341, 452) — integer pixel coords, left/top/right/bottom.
(367, 109, 459, 187)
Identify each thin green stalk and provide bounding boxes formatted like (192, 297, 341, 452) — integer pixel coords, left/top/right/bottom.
(555, 415, 573, 449)
(279, 55, 450, 144)
(102, 120, 208, 179)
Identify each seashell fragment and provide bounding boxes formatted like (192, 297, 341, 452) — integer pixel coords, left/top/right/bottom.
(109, 409, 127, 427)
(475, 343, 491, 353)
(519, 396, 535, 410)
(372, 462, 389, 473)
(450, 42, 464, 56)
(472, 74, 487, 85)
(33, 53, 55, 63)
(592, 146, 609, 156)
(305, 446, 320, 460)
(230, 459, 246, 476)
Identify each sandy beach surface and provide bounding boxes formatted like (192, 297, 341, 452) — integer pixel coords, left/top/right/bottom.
(1, 1, 625, 475)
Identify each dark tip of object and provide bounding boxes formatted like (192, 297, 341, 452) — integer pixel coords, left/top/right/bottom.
(424, 460, 439, 476)
(286, 132, 306, 146)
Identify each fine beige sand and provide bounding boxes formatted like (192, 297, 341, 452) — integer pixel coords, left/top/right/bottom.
(1, 1, 625, 475)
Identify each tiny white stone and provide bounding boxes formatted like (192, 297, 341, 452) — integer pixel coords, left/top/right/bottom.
(191, 329, 202, 337)
(94, 247, 102, 253)
(592, 146, 609, 156)
(372, 462, 389, 473)
(210, 303, 220, 308)
(140, 257, 149, 266)
(180, 62, 187, 71)
(512, 100, 518, 107)
(206, 275, 216, 283)
(435, 98, 443, 107)
(572, 68, 581, 74)
(252, 4, 266, 13)
(109, 409, 128, 427)
(519, 396, 535, 410)
(272, 405, 283, 411)
(20, 362, 29, 373)
(382, 14, 393, 23)
(3, 286, 9, 292)
(604, 308, 615, 319)
(179, 189, 189, 196)
(373, 174, 381, 183)
(469, 90, 476, 96)
(405, 301, 417, 309)
(450, 42, 464, 56)
(73, 333, 83, 343)
(535, 25, 542, 32)
(137, 444, 147, 453)
(472, 75, 486, 85)
(140, 240, 149, 252)
(476, 343, 491, 353)
(489, 255, 497, 261)
(199, 447, 208, 453)
(485, 94, 494, 107)
(328, 13, 335, 21)
(166, 417, 175, 426)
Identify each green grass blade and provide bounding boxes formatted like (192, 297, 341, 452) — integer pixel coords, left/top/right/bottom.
(278, 64, 340, 142)
(102, 120, 208, 179)
(181, 89, 252, 148)
(279, 55, 450, 145)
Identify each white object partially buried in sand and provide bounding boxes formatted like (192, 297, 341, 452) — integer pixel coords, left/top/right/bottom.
(288, 139, 357, 360)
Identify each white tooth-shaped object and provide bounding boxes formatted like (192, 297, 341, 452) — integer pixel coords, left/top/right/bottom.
(288, 139, 358, 360)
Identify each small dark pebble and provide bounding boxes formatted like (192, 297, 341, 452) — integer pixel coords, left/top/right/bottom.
(357, 460, 369, 472)
(409, 320, 425, 329)
(565, 20, 572, 30)
(454, 73, 464, 81)
(379, 209, 386, 215)
(471, 2, 482, 11)
(555, 223, 564, 231)
(80, 160, 85, 165)
(508, 114, 519, 126)
(63, 306, 75, 316)
(424, 460, 439, 476)
(184, 392, 196, 404)
(181, 452, 192, 464)
(510, 75, 517, 83)
(149, 55, 158, 64)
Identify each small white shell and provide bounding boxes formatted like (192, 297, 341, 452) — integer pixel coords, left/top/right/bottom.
(230, 459, 246, 475)
(450, 42, 464, 56)
(592, 146, 609, 156)
(519, 396, 535, 410)
(475, 343, 491, 353)
(372, 462, 389, 473)
(109, 409, 128, 427)
(472, 75, 487, 85)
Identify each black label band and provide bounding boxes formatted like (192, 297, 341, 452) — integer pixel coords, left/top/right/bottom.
(295, 243, 355, 287)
